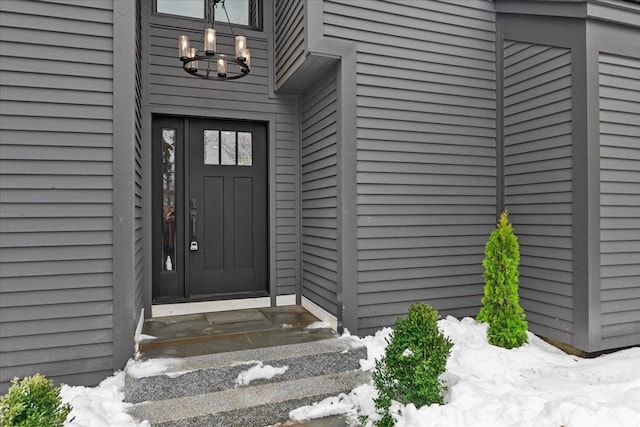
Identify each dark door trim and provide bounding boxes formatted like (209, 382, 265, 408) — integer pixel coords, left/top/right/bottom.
(152, 115, 270, 303)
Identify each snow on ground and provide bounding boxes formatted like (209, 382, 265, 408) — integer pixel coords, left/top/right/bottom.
(305, 321, 331, 329)
(60, 316, 640, 426)
(60, 372, 149, 427)
(356, 327, 393, 372)
(235, 361, 289, 386)
(290, 316, 640, 427)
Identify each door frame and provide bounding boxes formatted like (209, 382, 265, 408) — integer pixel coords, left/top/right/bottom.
(187, 119, 269, 299)
(150, 113, 277, 305)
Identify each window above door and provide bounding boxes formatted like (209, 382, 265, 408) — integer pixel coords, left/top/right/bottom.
(156, 0, 262, 30)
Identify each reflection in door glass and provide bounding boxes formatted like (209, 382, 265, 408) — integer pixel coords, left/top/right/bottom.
(162, 129, 177, 271)
(204, 130, 220, 165)
(238, 132, 252, 166)
(221, 131, 236, 165)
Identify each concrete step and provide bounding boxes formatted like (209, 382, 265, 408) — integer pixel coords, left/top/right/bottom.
(125, 337, 367, 404)
(128, 370, 371, 427)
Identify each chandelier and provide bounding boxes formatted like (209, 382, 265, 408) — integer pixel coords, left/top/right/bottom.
(177, 0, 250, 80)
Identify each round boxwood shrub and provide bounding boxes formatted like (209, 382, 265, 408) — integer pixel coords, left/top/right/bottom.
(477, 211, 528, 349)
(0, 374, 72, 427)
(372, 302, 453, 427)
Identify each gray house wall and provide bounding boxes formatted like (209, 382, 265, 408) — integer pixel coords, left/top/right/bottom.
(1, 0, 639, 394)
(135, 0, 146, 316)
(0, 0, 119, 392)
(301, 69, 339, 316)
(598, 53, 640, 349)
(503, 41, 574, 345)
(497, 0, 640, 352)
(279, 0, 639, 347)
(275, 0, 305, 90)
(143, 0, 300, 299)
(320, 0, 498, 335)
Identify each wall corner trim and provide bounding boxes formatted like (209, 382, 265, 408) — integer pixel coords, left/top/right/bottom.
(302, 296, 339, 331)
(112, 0, 139, 370)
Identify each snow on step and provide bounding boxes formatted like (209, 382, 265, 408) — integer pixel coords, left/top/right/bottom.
(128, 370, 371, 427)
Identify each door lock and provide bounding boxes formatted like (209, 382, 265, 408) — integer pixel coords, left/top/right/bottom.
(190, 208, 199, 251)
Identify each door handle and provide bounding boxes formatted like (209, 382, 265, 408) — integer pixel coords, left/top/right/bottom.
(190, 209, 199, 251)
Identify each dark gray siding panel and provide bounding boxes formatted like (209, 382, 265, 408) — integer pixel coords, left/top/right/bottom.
(323, 0, 497, 335)
(275, 0, 305, 89)
(503, 41, 574, 343)
(148, 8, 299, 296)
(134, 0, 145, 315)
(301, 70, 338, 316)
(599, 53, 640, 349)
(0, 0, 114, 392)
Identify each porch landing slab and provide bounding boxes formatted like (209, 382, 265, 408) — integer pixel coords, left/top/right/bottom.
(139, 305, 336, 359)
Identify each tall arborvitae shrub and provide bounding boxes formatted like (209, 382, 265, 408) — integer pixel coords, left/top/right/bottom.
(372, 303, 453, 427)
(477, 211, 528, 349)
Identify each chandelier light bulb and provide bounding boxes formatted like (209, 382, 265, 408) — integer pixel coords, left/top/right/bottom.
(244, 49, 251, 71)
(188, 48, 198, 72)
(178, 35, 190, 60)
(235, 36, 247, 61)
(204, 28, 216, 55)
(217, 58, 227, 77)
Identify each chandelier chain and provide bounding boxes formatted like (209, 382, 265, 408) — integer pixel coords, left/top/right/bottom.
(220, 1, 237, 39)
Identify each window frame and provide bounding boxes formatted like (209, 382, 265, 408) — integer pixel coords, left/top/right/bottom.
(154, 0, 263, 31)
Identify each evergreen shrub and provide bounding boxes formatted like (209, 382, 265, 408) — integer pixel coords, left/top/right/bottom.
(0, 374, 72, 427)
(477, 211, 528, 349)
(372, 302, 453, 427)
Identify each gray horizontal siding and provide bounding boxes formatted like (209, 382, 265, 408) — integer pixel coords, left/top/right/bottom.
(503, 41, 574, 344)
(0, 0, 114, 392)
(275, 0, 305, 89)
(323, 0, 497, 335)
(301, 70, 338, 316)
(134, 0, 144, 315)
(148, 9, 299, 296)
(599, 52, 640, 349)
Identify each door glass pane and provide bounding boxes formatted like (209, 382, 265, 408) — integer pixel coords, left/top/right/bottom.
(157, 0, 204, 19)
(204, 130, 220, 165)
(221, 131, 236, 165)
(162, 128, 177, 271)
(238, 132, 252, 166)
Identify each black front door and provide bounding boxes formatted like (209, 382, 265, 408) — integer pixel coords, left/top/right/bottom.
(152, 117, 268, 302)
(188, 119, 268, 298)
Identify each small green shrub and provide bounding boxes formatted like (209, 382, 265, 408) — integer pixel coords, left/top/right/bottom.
(372, 303, 453, 427)
(477, 211, 528, 349)
(0, 374, 72, 427)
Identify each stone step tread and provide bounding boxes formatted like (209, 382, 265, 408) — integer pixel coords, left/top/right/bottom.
(128, 370, 371, 426)
(129, 336, 366, 376)
(125, 337, 367, 404)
